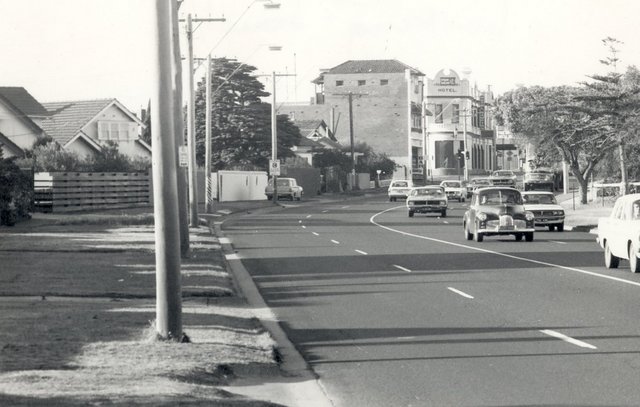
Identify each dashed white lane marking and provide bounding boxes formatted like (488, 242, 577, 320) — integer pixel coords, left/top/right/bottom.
(306, 215, 312, 218)
(312, 232, 319, 236)
(355, 249, 368, 255)
(342, 205, 350, 209)
(540, 329, 597, 350)
(443, 220, 449, 224)
(299, 220, 302, 223)
(322, 210, 329, 213)
(447, 287, 474, 299)
(331, 240, 340, 244)
(549, 240, 567, 245)
(218, 237, 231, 244)
(370, 206, 640, 289)
(302, 225, 306, 229)
(393, 264, 412, 272)
(225, 253, 241, 260)
(218, 209, 232, 215)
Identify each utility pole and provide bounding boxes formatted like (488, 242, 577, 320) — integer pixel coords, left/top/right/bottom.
(332, 92, 365, 190)
(463, 106, 469, 182)
(422, 100, 428, 184)
(205, 55, 213, 213)
(151, 0, 182, 340)
(171, 0, 189, 256)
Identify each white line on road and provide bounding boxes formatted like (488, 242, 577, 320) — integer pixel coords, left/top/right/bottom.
(218, 209, 232, 215)
(447, 287, 474, 299)
(342, 205, 350, 209)
(312, 232, 319, 236)
(225, 253, 241, 260)
(302, 225, 306, 229)
(355, 249, 368, 255)
(393, 264, 412, 272)
(371, 206, 640, 290)
(443, 220, 449, 224)
(322, 210, 329, 213)
(306, 215, 312, 218)
(540, 329, 597, 350)
(549, 240, 567, 245)
(299, 220, 302, 223)
(331, 240, 340, 244)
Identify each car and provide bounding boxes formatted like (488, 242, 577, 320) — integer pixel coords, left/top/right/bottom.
(490, 170, 517, 187)
(265, 177, 303, 201)
(521, 191, 565, 231)
(440, 180, 467, 202)
(388, 180, 412, 202)
(523, 171, 555, 192)
(596, 193, 640, 272)
(467, 178, 493, 197)
(406, 186, 448, 218)
(463, 187, 536, 242)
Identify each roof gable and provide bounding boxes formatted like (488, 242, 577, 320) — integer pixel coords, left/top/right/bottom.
(0, 87, 48, 116)
(0, 131, 25, 157)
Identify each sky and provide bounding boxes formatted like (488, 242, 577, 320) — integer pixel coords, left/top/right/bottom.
(1, 0, 640, 115)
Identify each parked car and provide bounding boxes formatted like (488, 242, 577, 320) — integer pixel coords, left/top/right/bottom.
(467, 178, 492, 197)
(523, 171, 555, 192)
(406, 186, 448, 218)
(265, 177, 303, 201)
(463, 187, 535, 242)
(440, 180, 467, 202)
(521, 191, 565, 231)
(489, 170, 517, 187)
(388, 180, 412, 202)
(597, 193, 640, 272)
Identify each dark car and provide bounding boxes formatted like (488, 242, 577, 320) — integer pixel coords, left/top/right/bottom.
(523, 171, 555, 192)
(463, 187, 536, 242)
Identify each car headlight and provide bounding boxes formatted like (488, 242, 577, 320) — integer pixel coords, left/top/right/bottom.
(476, 212, 487, 221)
(441, 201, 447, 205)
(525, 212, 535, 221)
(553, 210, 564, 215)
(408, 201, 414, 206)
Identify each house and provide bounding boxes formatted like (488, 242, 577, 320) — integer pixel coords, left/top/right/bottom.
(0, 87, 48, 158)
(290, 119, 342, 165)
(40, 99, 151, 160)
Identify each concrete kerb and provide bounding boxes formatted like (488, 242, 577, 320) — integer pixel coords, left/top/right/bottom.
(211, 218, 335, 407)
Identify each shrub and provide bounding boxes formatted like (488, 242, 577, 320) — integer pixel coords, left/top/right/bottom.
(0, 157, 33, 226)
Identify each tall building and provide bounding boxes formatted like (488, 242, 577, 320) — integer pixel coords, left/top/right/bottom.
(303, 59, 425, 180)
(425, 69, 496, 180)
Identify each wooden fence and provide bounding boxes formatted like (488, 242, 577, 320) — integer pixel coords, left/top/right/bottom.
(34, 172, 151, 212)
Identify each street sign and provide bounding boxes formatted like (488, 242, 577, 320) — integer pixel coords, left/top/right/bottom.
(269, 159, 280, 176)
(179, 146, 189, 167)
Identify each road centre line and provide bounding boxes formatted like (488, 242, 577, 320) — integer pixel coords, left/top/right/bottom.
(393, 264, 412, 272)
(443, 220, 449, 224)
(447, 287, 474, 299)
(306, 215, 312, 218)
(299, 220, 302, 223)
(322, 210, 329, 213)
(371, 206, 640, 290)
(331, 240, 340, 244)
(302, 225, 306, 229)
(312, 232, 319, 236)
(355, 249, 368, 255)
(342, 205, 350, 209)
(540, 329, 597, 350)
(549, 240, 567, 245)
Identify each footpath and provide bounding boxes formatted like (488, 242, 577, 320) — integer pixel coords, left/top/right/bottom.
(0, 189, 609, 406)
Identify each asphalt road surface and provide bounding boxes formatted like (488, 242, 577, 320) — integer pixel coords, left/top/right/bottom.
(222, 192, 640, 407)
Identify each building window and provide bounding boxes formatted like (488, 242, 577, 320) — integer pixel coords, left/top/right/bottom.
(98, 121, 135, 141)
(336, 80, 343, 86)
(412, 113, 421, 129)
(380, 79, 388, 86)
(435, 140, 454, 169)
(435, 104, 443, 124)
(358, 80, 366, 86)
(452, 104, 459, 124)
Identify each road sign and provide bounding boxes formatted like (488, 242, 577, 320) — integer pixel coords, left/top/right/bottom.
(179, 146, 189, 167)
(269, 159, 280, 176)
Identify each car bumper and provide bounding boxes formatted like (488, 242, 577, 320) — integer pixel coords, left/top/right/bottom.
(478, 225, 535, 235)
(408, 205, 446, 213)
(534, 217, 564, 226)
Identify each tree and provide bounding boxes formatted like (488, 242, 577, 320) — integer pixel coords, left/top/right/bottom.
(194, 57, 300, 170)
(495, 85, 618, 203)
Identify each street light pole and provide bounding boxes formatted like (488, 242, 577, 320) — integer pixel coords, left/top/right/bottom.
(185, 14, 198, 226)
(271, 70, 279, 203)
(205, 55, 213, 213)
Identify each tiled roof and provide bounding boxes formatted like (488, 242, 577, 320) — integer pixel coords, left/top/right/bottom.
(313, 59, 423, 83)
(297, 137, 323, 148)
(0, 87, 48, 116)
(40, 99, 113, 145)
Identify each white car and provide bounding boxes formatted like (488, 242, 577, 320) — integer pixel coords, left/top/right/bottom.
(388, 180, 412, 202)
(521, 191, 565, 231)
(440, 180, 467, 202)
(597, 193, 640, 272)
(406, 186, 448, 218)
(265, 177, 303, 201)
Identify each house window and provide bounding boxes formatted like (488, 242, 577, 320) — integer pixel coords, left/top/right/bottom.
(358, 80, 366, 86)
(452, 104, 459, 124)
(435, 104, 443, 124)
(380, 79, 388, 86)
(98, 121, 135, 141)
(336, 80, 344, 86)
(412, 114, 421, 129)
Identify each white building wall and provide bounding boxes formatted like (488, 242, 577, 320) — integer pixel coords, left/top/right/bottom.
(0, 103, 41, 151)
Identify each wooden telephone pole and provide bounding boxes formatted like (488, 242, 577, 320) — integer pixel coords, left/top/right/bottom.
(332, 92, 366, 189)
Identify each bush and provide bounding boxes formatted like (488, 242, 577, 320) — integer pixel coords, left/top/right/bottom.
(0, 157, 33, 226)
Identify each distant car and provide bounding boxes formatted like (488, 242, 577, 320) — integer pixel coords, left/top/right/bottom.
(523, 171, 555, 192)
(388, 180, 412, 202)
(467, 178, 493, 197)
(265, 177, 303, 201)
(490, 170, 517, 187)
(597, 193, 640, 272)
(440, 180, 467, 202)
(406, 186, 448, 218)
(522, 191, 565, 231)
(463, 187, 535, 242)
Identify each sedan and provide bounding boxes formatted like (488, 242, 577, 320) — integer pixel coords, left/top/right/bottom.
(597, 193, 640, 272)
(406, 186, 448, 218)
(463, 187, 535, 242)
(522, 191, 565, 231)
(388, 180, 412, 202)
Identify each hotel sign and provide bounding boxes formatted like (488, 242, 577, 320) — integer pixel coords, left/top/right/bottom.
(428, 69, 464, 96)
(435, 76, 459, 94)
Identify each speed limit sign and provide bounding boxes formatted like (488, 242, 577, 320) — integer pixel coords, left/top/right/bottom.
(269, 159, 280, 176)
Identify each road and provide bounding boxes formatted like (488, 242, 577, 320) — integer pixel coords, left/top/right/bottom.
(221, 192, 640, 406)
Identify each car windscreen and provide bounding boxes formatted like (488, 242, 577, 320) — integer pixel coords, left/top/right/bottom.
(479, 190, 522, 205)
(442, 182, 460, 187)
(392, 181, 409, 187)
(413, 189, 444, 196)
(523, 194, 557, 204)
(276, 179, 291, 187)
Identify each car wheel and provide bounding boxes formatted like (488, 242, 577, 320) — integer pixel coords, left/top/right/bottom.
(441, 210, 447, 218)
(525, 232, 534, 242)
(266, 195, 272, 200)
(515, 233, 523, 241)
(629, 243, 640, 273)
(548, 225, 555, 232)
(557, 223, 564, 232)
(474, 230, 484, 242)
(408, 211, 414, 218)
(464, 223, 473, 241)
(604, 241, 619, 269)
